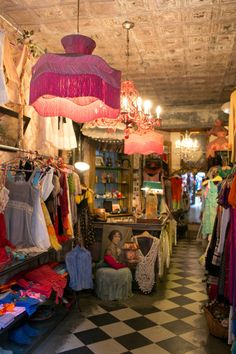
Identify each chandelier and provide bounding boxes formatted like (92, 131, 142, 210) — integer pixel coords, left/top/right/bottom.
(83, 20, 162, 140)
(119, 21, 161, 138)
(29, 0, 121, 123)
(175, 131, 199, 160)
(120, 79, 162, 138)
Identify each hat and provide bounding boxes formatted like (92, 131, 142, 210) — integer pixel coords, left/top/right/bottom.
(211, 175, 222, 183)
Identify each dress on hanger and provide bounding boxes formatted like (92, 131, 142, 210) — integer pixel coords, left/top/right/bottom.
(0, 32, 8, 105)
(133, 233, 160, 293)
(38, 116, 77, 151)
(0, 185, 14, 263)
(5, 172, 37, 248)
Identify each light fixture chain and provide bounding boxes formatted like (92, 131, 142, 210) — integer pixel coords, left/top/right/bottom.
(77, 0, 80, 33)
(126, 28, 130, 80)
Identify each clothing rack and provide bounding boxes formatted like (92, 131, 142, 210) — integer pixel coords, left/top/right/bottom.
(0, 144, 55, 160)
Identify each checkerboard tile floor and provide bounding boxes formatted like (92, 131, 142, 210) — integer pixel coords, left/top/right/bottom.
(33, 240, 230, 354)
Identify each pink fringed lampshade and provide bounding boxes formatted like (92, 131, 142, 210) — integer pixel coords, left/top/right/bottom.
(29, 34, 121, 122)
(124, 131, 164, 155)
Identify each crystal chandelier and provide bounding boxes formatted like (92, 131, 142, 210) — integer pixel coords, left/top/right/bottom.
(84, 20, 162, 140)
(175, 131, 199, 160)
(120, 21, 162, 138)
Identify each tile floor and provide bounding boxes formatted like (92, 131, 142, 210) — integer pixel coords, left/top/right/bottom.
(34, 239, 231, 354)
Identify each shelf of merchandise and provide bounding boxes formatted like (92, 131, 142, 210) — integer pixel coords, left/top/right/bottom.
(94, 152, 132, 213)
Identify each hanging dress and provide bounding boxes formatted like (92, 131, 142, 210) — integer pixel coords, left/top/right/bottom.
(133, 235, 160, 293)
(5, 172, 37, 248)
(0, 32, 8, 105)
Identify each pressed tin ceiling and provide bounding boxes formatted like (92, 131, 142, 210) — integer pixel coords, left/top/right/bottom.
(1, 0, 236, 109)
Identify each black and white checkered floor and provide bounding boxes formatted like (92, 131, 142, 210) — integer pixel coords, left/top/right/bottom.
(34, 240, 230, 354)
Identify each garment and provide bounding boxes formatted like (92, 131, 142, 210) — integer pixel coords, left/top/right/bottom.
(170, 177, 182, 210)
(3, 34, 20, 104)
(41, 200, 62, 251)
(229, 208, 236, 307)
(229, 90, 236, 162)
(65, 245, 93, 291)
(202, 181, 218, 239)
(134, 235, 160, 293)
(77, 197, 95, 248)
(40, 167, 55, 201)
(31, 169, 51, 250)
(228, 175, 236, 208)
(164, 179, 172, 209)
(145, 193, 157, 219)
(0, 32, 8, 105)
(5, 173, 37, 248)
(38, 116, 77, 151)
(24, 265, 67, 304)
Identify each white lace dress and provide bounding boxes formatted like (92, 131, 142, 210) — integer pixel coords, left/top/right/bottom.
(134, 236, 160, 293)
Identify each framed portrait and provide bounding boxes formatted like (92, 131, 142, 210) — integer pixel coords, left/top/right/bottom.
(95, 156, 104, 167)
(101, 224, 132, 259)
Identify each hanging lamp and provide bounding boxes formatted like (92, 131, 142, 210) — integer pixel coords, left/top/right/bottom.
(124, 131, 164, 155)
(29, 0, 121, 123)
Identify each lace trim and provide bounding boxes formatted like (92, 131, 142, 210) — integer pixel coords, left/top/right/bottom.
(0, 186, 9, 213)
(134, 237, 159, 293)
(7, 200, 33, 214)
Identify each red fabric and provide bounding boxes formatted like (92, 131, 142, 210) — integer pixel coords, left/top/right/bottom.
(0, 213, 15, 248)
(208, 284, 218, 301)
(170, 177, 182, 202)
(24, 265, 67, 303)
(104, 255, 127, 270)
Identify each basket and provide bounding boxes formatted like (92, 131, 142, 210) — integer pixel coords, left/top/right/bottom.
(204, 305, 228, 339)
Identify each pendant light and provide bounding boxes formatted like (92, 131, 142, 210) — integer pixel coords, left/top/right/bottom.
(124, 131, 164, 155)
(29, 0, 121, 123)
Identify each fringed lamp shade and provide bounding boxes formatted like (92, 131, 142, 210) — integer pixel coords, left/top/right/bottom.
(124, 131, 164, 155)
(29, 34, 121, 123)
(82, 119, 125, 141)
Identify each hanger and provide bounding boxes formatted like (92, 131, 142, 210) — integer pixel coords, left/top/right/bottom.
(134, 231, 154, 238)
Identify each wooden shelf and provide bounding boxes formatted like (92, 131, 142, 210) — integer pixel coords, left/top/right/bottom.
(95, 182, 128, 185)
(96, 166, 130, 171)
(95, 197, 127, 200)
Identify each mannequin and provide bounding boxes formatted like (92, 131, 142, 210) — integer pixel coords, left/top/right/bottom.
(206, 118, 229, 158)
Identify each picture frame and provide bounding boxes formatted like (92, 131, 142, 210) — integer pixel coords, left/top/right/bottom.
(0, 106, 30, 147)
(101, 224, 132, 259)
(95, 156, 104, 167)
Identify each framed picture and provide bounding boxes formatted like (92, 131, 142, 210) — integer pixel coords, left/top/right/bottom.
(95, 156, 104, 166)
(0, 106, 30, 147)
(101, 224, 132, 259)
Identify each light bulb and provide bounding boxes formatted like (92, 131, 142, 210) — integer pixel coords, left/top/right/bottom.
(122, 96, 128, 111)
(144, 100, 152, 115)
(156, 105, 161, 118)
(137, 96, 142, 111)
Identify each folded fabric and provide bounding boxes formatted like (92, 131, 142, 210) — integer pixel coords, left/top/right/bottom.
(0, 313, 15, 329)
(0, 303, 15, 315)
(24, 265, 67, 304)
(0, 293, 15, 304)
(9, 327, 32, 345)
(11, 306, 25, 317)
(15, 297, 40, 316)
(21, 323, 40, 337)
(104, 255, 127, 270)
